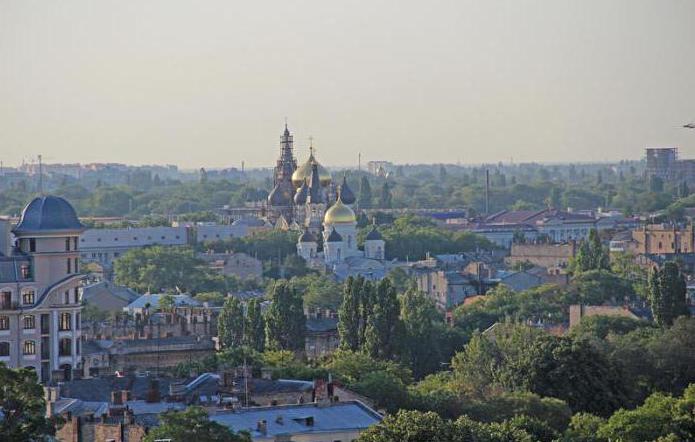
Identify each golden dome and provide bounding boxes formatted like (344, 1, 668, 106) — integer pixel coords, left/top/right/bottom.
(324, 196, 356, 225)
(292, 153, 331, 188)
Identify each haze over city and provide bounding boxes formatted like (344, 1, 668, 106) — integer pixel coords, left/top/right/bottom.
(2, 0, 695, 169)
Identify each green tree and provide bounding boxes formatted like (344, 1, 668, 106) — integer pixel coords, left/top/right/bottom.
(573, 229, 608, 273)
(359, 176, 373, 209)
(218, 297, 245, 349)
(379, 181, 393, 209)
(399, 289, 443, 378)
(244, 298, 265, 352)
(264, 281, 306, 351)
(338, 277, 361, 351)
(363, 279, 402, 359)
(143, 406, 250, 442)
(0, 365, 58, 441)
(648, 261, 689, 327)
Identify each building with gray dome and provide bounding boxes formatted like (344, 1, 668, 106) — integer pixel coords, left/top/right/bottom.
(0, 195, 85, 382)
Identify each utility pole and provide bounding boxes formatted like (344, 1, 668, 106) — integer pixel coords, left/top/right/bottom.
(485, 169, 490, 215)
(38, 154, 44, 194)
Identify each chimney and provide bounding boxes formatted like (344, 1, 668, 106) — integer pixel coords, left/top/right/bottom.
(111, 391, 123, 405)
(145, 379, 160, 403)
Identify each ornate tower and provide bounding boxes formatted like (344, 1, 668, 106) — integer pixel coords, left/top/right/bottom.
(267, 124, 298, 222)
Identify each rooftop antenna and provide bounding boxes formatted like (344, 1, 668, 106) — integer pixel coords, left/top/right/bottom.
(358, 153, 361, 172)
(38, 154, 44, 195)
(485, 169, 490, 215)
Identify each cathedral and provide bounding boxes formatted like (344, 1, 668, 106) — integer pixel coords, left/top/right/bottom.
(266, 124, 386, 276)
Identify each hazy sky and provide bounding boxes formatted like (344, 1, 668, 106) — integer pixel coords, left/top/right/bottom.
(1, 0, 695, 169)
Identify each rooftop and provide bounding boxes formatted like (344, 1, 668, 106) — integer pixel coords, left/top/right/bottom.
(210, 401, 381, 438)
(13, 195, 84, 235)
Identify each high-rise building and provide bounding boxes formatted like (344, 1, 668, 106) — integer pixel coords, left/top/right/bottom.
(0, 196, 85, 383)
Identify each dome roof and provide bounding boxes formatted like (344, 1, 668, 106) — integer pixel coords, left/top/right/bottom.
(324, 196, 356, 225)
(294, 181, 309, 205)
(326, 227, 343, 242)
(299, 229, 317, 243)
(338, 175, 356, 205)
(365, 226, 383, 241)
(268, 183, 293, 206)
(13, 195, 84, 235)
(292, 153, 331, 188)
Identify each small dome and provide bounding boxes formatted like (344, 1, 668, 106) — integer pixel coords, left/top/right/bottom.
(365, 226, 383, 241)
(13, 195, 84, 235)
(268, 183, 293, 206)
(292, 153, 331, 188)
(294, 181, 309, 205)
(339, 175, 356, 205)
(299, 229, 317, 243)
(324, 196, 356, 225)
(326, 227, 343, 242)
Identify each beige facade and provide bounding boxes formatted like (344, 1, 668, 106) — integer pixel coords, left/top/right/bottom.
(631, 224, 695, 255)
(508, 242, 577, 269)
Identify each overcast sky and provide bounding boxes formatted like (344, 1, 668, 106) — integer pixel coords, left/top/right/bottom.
(1, 0, 694, 169)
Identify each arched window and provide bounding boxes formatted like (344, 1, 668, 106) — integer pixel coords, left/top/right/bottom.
(0, 316, 9, 330)
(23, 315, 35, 330)
(59, 338, 72, 357)
(23, 340, 36, 355)
(59, 313, 72, 331)
(0, 342, 9, 356)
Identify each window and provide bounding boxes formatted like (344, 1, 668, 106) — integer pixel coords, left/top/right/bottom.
(64, 291, 70, 304)
(76, 312, 80, 330)
(0, 316, 9, 330)
(67, 258, 72, 274)
(59, 338, 72, 356)
(29, 238, 36, 252)
(40, 314, 49, 334)
(73, 237, 78, 250)
(59, 313, 71, 331)
(23, 315, 35, 329)
(23, 340, 36, 355)
(21, 265, 31, 279)
(73, 288, 79, 304)
(22, 291, 35, 305)
(65, 238, 71, 251)
(0, 291, 11, 309)
(74, 258, 79, 273)
(0, 342, 9, 357)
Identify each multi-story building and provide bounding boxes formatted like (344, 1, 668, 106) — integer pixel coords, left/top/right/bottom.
(0, 195, 84, 382)
(645, 147, 695, 184)
(630, 224, 695, 255)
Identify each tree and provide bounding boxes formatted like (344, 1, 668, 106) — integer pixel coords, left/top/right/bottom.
(649, 175, 664, 193)
(357, 410, 457, 442)
(379, 181, 393, 209)
(399, 289, 443, 378)
(143, 406, 250, 442)
(338, 277, 361, 351)
(264, 281, 306, 351)
(572, 230, 608, 273)
(244, 298, 265, 352)
(648, 261, 689, 327)
(218, 297, 245, 349)
(363, 279, 402, 359)
(0, 365, 58, 441)
(359, 176, 373, 209)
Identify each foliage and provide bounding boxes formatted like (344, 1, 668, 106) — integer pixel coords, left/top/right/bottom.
(244, 298, 265, 352)
(363, 279, 403, 359)
(572, 229, 609, 273)
(338, 277, 363, 351)
(648, 261, 688, 327)
(399, 289, 447, 378)
(143, 406, 250, 442)
(114, 246, 233, 294)
(289, 273, 342, 309)
(218, 297, 245, 349)
(264, 281, 305, 351)
(569, 315, 655, 340)
(567, 270, 635, 305)
(0, 364, 58, 441)
(202, 230, 298, 262)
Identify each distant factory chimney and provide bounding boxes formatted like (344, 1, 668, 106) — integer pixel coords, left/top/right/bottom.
(485, 169, 490, 215)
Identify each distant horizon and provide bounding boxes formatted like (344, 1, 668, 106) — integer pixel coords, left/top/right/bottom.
(2, 1, 694, 168)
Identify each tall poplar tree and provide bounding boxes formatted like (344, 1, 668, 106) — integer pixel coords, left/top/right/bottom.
(265, 281, 306, 351)
(218, 297, 244, 349)
(244, 298, 265, 352)
(379, 182, 393, 209)
(648, 261, 688, 327)
(338, 277, 361, 351)
(363, 279, 402, 359)
(359, 176, 373, 209)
